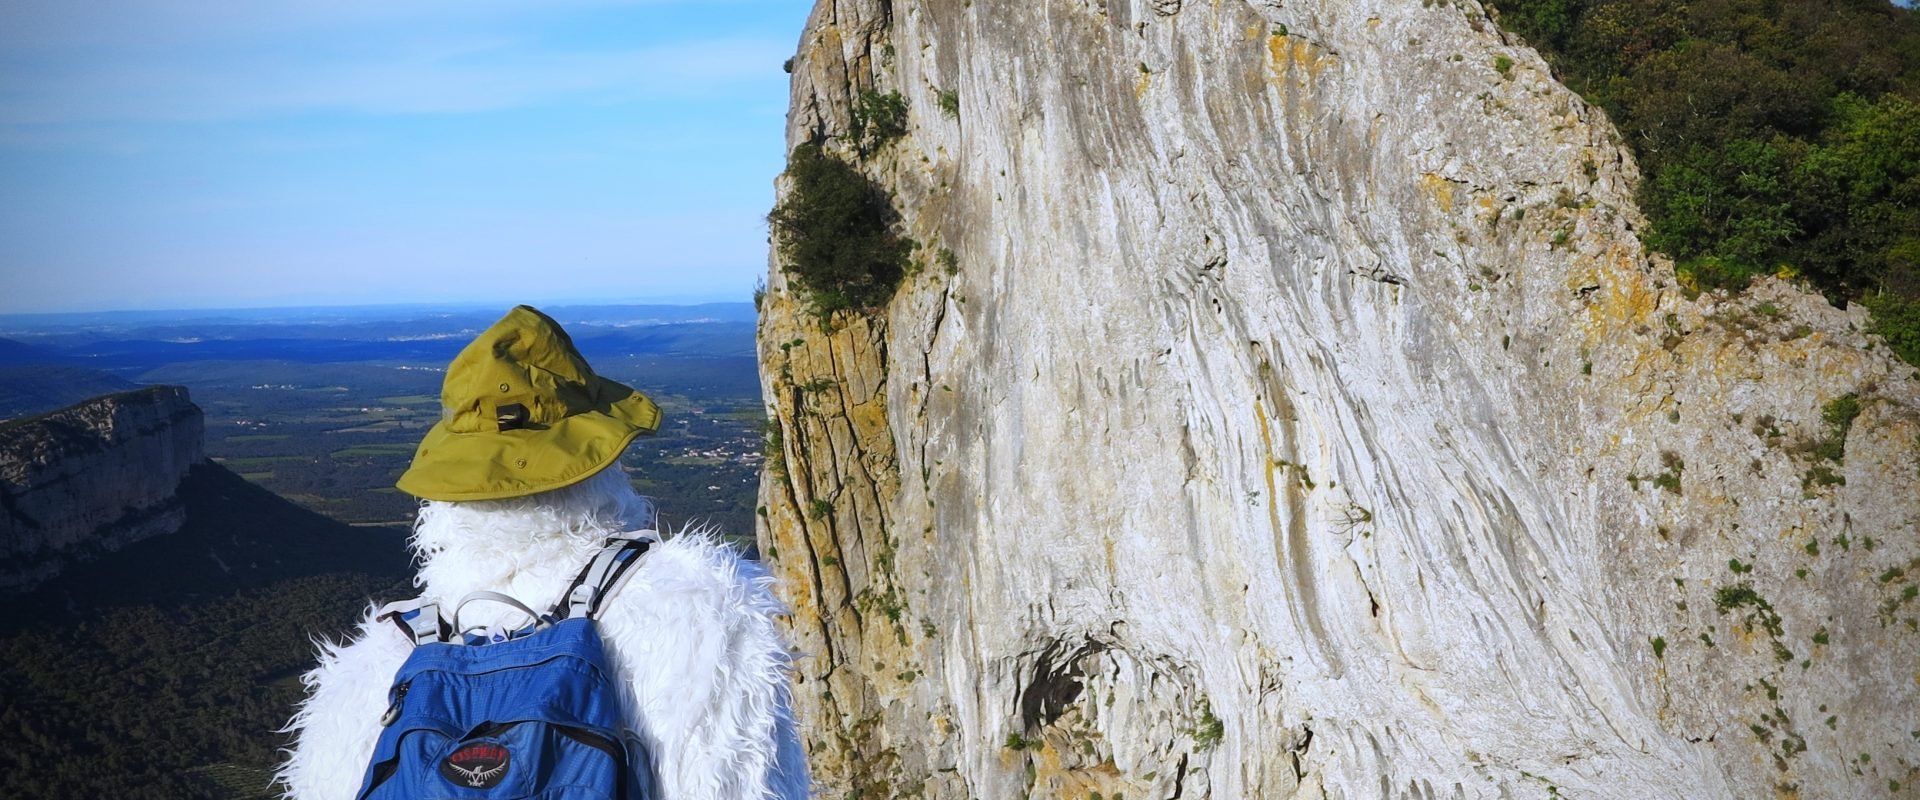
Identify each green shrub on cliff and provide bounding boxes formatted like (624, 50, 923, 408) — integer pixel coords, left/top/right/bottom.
(850, 90, 909, 155)
(1487, 0, 1920, 365)
(767, 143, 910, 316)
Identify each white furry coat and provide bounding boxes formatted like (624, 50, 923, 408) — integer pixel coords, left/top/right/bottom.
(279, 469, 809, 800)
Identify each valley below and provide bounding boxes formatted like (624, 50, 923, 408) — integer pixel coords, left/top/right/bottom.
(0, 302, 768, 798)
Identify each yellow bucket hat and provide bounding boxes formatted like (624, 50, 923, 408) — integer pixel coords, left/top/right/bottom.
(395, 305, 662, 502)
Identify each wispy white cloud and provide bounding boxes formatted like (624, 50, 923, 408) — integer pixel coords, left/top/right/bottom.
(0, 0, 794, 125)
(0, 0, 726, 51)
(2, 36, 791, 125)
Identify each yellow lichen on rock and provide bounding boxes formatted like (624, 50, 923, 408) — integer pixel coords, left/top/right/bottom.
(1268, 34, 1332, 84)
(1420, 173, 1456, 214)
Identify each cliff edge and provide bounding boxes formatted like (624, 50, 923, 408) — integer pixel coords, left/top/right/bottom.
(2, 386, 205, 592)
(757, 1, 1920, 798)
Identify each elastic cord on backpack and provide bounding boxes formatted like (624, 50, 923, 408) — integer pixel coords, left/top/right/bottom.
(453, 590, 548, 642)
(381, 533, 655, 648)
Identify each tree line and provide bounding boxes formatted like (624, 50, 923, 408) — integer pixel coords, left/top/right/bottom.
(1490, 0, 1920, 364)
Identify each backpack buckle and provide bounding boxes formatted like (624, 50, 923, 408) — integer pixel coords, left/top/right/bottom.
(567, 584, 599, 619)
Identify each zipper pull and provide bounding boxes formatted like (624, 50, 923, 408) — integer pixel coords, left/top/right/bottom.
(380, 681, 410, 727)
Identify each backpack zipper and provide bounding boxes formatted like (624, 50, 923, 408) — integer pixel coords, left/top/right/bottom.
(380, 681, 411, 727)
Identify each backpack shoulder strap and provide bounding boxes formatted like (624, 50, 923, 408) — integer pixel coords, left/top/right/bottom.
(375, 598, 451, 646)
(551, 533, 655, 621)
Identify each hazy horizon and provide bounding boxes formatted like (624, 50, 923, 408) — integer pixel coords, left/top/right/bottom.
(0, 291, 763, 320)
(0, 297, 760, 330)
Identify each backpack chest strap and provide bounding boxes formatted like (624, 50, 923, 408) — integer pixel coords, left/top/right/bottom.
(378, 532, 656, 648)
(553, 533, 654, 621)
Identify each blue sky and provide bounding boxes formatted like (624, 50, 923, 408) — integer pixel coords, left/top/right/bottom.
(0, 1, 812, 314)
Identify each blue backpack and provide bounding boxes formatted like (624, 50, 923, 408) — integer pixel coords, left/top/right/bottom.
(356, 534, 657, 800)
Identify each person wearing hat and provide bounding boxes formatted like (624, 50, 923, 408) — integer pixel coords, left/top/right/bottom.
(278, 306, 810, 800)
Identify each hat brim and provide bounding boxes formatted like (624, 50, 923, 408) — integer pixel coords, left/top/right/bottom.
(395, 376, 661, 502)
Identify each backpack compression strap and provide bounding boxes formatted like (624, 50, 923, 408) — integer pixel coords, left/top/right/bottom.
(375, 599, 451, 645)
(373, 533, 654, 647)
(551, 533, 655, 621)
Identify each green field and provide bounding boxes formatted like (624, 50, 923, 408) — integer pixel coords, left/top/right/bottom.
(155, 352, 762, 528)
(330, 444, 416, 458)
(327, 421, 406, 434)
(215, 456, 314, 469)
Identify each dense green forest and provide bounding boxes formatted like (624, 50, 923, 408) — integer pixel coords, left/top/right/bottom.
(1487, 0, 1920, 365)
(0, 466, 413, 798)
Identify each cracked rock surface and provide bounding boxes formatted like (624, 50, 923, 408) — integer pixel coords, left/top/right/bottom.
(757, 1, 1920, 797)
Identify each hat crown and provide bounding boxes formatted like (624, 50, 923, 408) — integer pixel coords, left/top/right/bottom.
(396, 305, 662, 502)
(441, 306, 613, 434)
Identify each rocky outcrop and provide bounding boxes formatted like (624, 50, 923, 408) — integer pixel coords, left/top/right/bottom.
(1, 386, 205, 592)
(757, 1, 1920, 798)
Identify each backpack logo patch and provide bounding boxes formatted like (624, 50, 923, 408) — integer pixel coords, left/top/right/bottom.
(440, 742, 511, 789)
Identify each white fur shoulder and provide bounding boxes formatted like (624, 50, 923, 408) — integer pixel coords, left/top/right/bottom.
(278, 532, 809, 800)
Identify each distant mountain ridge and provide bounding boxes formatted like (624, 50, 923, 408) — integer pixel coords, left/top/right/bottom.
(0, 336, 139, 420)
(0, 303, 759, 381)
(0, 301, 756, 338)
(0, 337, 60, 366)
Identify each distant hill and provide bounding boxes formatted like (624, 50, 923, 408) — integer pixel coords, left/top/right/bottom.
(0, 462, 413, 798)
(0, 365, 140, 420)
(0, 336, 141, 420)
(0, 337, 56, 366)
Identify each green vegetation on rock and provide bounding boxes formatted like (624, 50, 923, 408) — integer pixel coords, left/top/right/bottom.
(768, 143, 912, 317)
(1487, 0, 1920, 365)
(850, 90, 909, 155)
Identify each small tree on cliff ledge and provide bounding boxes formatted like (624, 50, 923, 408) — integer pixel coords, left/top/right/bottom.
(767, 142, 910, 317)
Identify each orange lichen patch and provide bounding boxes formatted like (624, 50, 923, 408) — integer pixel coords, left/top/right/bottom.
(1136, 70, 1151, 99)
(1027, 726, 1138, 800)
(778, 562, 819, 609)
(1580, 250, 1662, 334)
(848, 399, 890, 445)
(810, 26, 844, 63)
(1246, 23, 1265, 40)
(1420, 173, 1456, 214)
(1367, 16, 1383, 28)
(1256, 402, 1283, 531)
(1268, 35, 1333, 84)
(1730, 623, 1759, 651)
(1267, 35, 1289, 76)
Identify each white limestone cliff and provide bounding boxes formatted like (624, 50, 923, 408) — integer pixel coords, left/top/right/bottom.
(756, 1, 1920, 797)
(1, 386, 205, 591)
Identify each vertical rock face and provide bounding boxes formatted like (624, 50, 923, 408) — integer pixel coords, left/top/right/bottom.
(757, 1, 1920, 798)
(1, 386, 205, 592)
